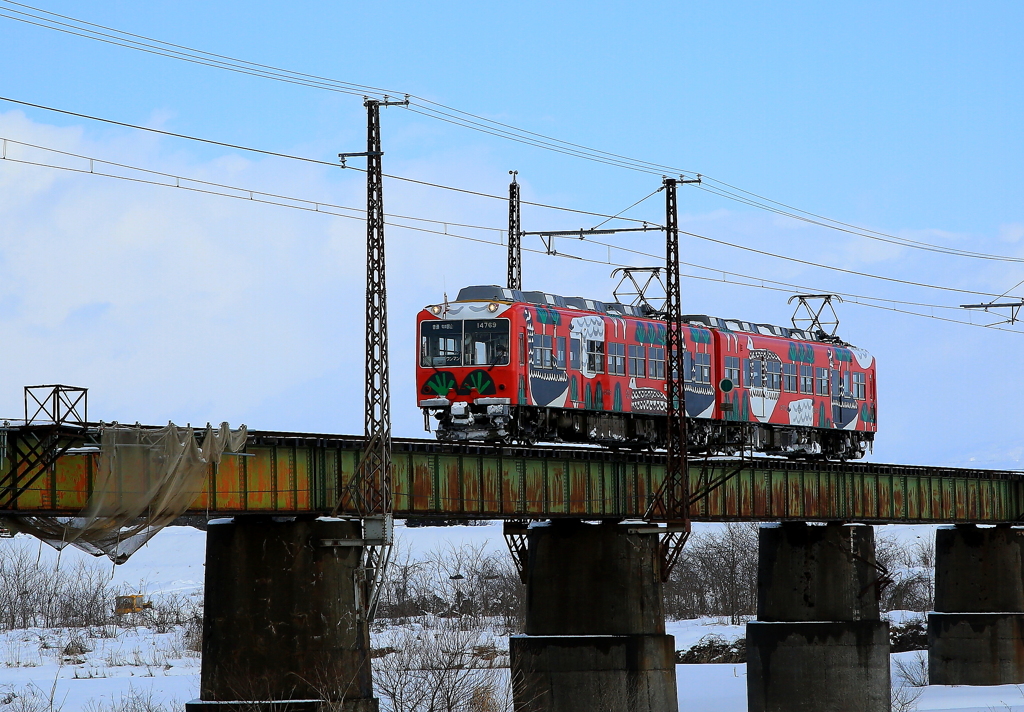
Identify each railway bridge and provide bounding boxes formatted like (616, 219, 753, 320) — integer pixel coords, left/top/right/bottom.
(0, 105, 1010, 711)
(3, 420, 1024, 711)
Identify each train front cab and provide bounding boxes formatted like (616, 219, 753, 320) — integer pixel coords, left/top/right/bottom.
(417, 301, 520, 441)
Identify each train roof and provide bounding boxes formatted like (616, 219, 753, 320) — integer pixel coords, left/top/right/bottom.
(455, 285, 843, 344)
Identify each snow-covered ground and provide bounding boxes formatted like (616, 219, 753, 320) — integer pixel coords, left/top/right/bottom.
(0, 625, 199, 712)
(2, 522, 1024, 711)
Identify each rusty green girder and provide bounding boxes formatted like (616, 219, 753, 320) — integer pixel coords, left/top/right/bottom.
(1, 429, 1022, 523)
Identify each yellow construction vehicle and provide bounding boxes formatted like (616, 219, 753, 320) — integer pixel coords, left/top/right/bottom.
(114, 594, 152, 616)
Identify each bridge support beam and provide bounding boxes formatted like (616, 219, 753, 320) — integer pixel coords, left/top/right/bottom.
(747, 523, 890, 712)
(187, 517, 378, 712)
(929, 524, 1024, 685)
(509, 520, 678, 712)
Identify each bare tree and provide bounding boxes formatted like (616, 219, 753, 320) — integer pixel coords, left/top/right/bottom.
(663, 523, 759, 623)
(374, 621, 510, 712)
(876, 534, 934, 614)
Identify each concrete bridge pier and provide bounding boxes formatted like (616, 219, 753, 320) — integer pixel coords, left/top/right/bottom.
(929, 524, 1024, 685)
(186, 516, 378, 712)
(746, 523, 890, 712)
(509, 520, 678, 712)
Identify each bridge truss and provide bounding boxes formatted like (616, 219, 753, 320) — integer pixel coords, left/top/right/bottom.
(3, 429, 1022, 525)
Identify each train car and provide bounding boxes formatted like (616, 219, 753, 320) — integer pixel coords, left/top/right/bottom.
(416, 285, 877, 459)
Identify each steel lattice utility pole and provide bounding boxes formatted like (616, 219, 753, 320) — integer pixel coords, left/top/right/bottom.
(646, 175, 700, 580)
(344, 94, 407, 618)
(362, 98, 391, 516)
(337, 97, 407, 517)
(335, 95, 407, 617)
(508, 171, 522, 291)
(662, 177, 687, 523)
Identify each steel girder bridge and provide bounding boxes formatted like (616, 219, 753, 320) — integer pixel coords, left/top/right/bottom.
(2, 424, 1021, 524)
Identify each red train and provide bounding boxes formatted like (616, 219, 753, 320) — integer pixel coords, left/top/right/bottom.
(416, 285, 877, 459)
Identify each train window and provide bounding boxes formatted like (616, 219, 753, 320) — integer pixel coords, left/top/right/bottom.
(648, 347, 665, 379)
(724, 356, 740, 385)
(748, 359, 762, 388)
(463, 319, 510, 366)
(607, 343, 626, 376)
(782, 363, 798, 392)
(742, 358, 750, 387)
(799, 365, 813, 394)
(688, 352, 711, 384)
(843, 372, 851, 398)
(533, 334, 554, 369)
(816, 367, 829, 395)
(765, 361, 781, 391)
(421, 320, 463, 367)
(586, 340, 605, 373)
(629, 345, 646, 377)
(556, 337, 567, 369)
(570, 337, 581, 370)
(853, 372, 866, 400)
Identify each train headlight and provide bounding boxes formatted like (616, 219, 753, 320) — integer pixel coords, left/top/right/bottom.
(487, 302, 500, 313)
(429, 305, 442, 315)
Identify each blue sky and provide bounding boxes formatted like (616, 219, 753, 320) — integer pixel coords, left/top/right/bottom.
(0, 1, 1021, 468)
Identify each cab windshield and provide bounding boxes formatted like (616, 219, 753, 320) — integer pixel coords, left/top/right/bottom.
(464, 319, 510, 366)
(420, 318, 509, 367)
(421, 320, 461, 367)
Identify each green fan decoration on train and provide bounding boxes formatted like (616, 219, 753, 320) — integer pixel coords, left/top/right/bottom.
(460, 370, 497, 395)
(423, 371, 457, 396)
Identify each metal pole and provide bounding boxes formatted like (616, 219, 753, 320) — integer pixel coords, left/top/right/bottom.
(508, 171, 521, 291)
(362, 98, 391, 516)
(662, 177, 688, 524)
(644, 175, 699, 579)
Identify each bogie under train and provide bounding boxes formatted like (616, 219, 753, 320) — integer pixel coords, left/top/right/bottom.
(417, 286, 877, 459)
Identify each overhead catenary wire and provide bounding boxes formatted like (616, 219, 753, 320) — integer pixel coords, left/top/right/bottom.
(572, 233, 985, 313)
(0, 94, 1016, 299)
(0, 2, 679, 175)
(1, 134, 1003, 304)
(0, 136, 507, 234)
(677, 230, 1005, 298)
(1, 135, 1017, 335)
(0, 95, 653, 226)
(2, 1, 1023, 264)
(692, 181, 1024, 263)
(695, 174, 1017, 260)
(0, 1, 690, 175)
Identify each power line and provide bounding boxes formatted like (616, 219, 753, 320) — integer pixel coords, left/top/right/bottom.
(0, 132, 1005, 309)
(697, 175, 1018, 259)
(0, 95, 653, 225)
(0, 134, 1000, 311)
(0, 2, 676, 175)
(565, 233, 984, 313)
(3, 1, 1023, 264)
(677, 230, 1004, 298)
(694, 181, 1024, 263)
(8, 92, 1020, 293)
(2, 134, 1016, 335)
(0, 135, 505, 234)
(0, 1, 690, 175)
